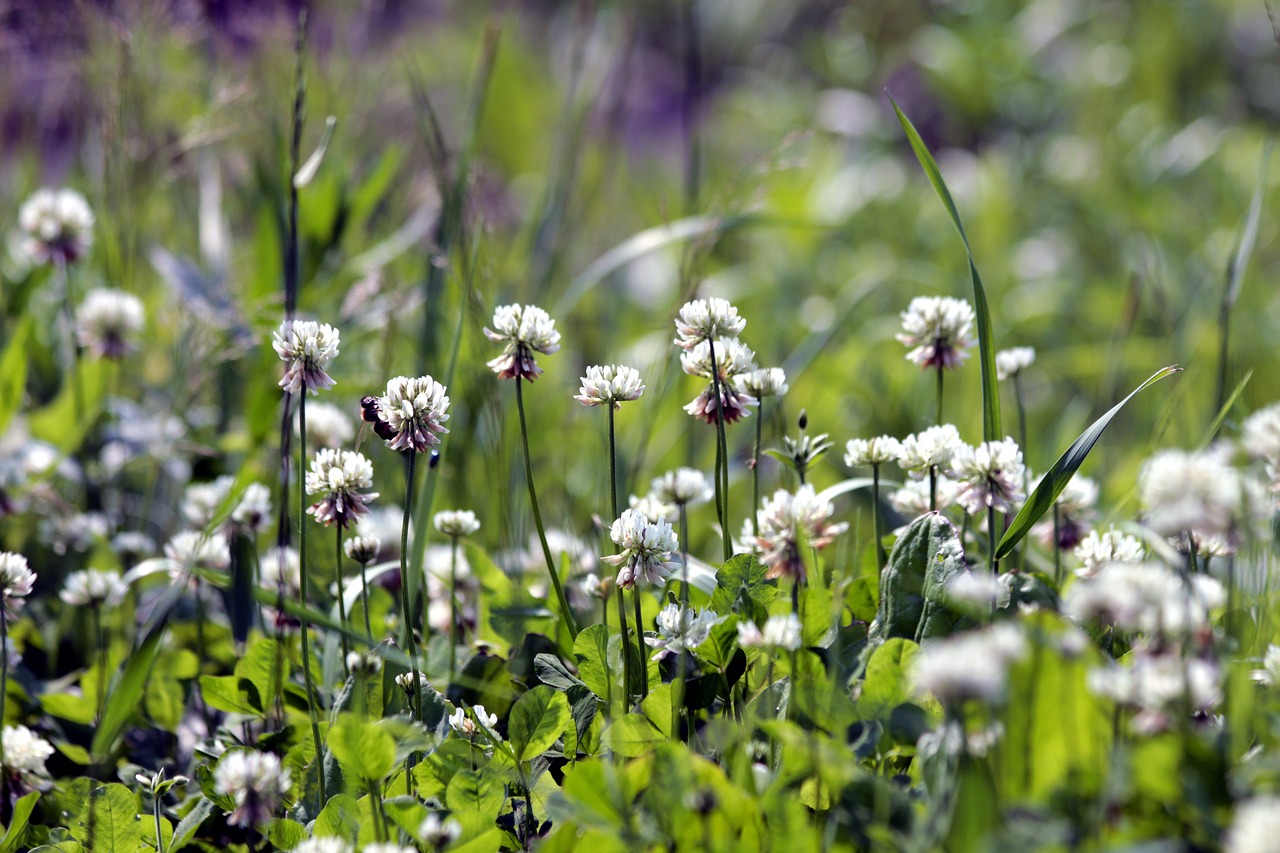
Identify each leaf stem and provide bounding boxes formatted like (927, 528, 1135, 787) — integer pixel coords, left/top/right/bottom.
(297, 394, 327, 804)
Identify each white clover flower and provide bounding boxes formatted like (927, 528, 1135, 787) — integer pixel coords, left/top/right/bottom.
(1140, 446, 1245, 544)
(231, 483, 273, 533)
(434, 510, 480, 538)
(628, 493, 675, 524)
(650, 468, 714, 508)
(346, 650, 383, 677)
(2, 724, 54, 785)
(420, 812, 464, 849)
(362, 845, 416, 853)
(1225, 796, 1280, 853)
(897, 424, 964, 474)
(950, 438, 1025, 515)
(305, 449, 378, 529)
(755, 485, 849, 582)
(76, 288, 144, 359)
(344, 535, 381, 564)
(395, 671, 432, 696)
(673, 297, 746, 349)
(737, 366, 788, 399)
(303, 401, 356, 449)
(273, 320, 340, 395)
(1073, 527, 1145, 578)
(213, 750, 292, 828)
(912, 623, 1027, 704)
(944, 571, 1005, 612)
(373, 375, 451, 454)
(681, 338, 758, 425)
(737, 613, 802, 651)
(1242, 403, 1280, 463)
(602, 509, 679, 590)
(577, 572, 609, 600)
(645, 603, 726, 660)
(40, 511, 108, 556)
(484, 304, 561, 381)
(889, 476, 961, 518)
(449, 704, 497, 737)
(182, 475, 235, 528)
(261, 547, 301, 595)
(575, 364, 645, 409)
(1087, 654, 1220, 715)
(111, 531, 155, 560)
(0, 553, 36, 614)
(1252, 645, 1280, 686)
(295, 839, 354, 853)
(1064, 561, 1223, 636)
(165, 531, 230, 570)
(60, 568, 120, 607)
(844, 435, 903, 468)
(18, 187, 94, 265)
(896, 296, 976, 370)
(995, 346, 1036, 380)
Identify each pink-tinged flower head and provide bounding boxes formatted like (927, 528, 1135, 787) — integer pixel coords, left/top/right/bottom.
(305, 449, 378, 529)
(681, 338, 757, 425)
(674, 297, 746, 349)
(213, 750, 292, 828)
(645, 603, 725, 660)
(755, 485, 848, 582)
(484, 304, 560, 381)
(19, 188, 94, 265)
(897, 296, 976, 370)
(273, 319, 340, 395)
(0, 553, 35, 615)
(950, 438, 1025, 515)
(76, 288, 145, 359)
(602, 508, 679, 590)
(374, 375, 451, 454)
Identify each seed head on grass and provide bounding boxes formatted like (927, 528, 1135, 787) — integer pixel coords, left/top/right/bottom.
(896, 296, 975, 370)
(754, 485, 848, 582)
(18, 188, 94, 265)
(602, 508, 679, 590)
(574, 364, 645, 408)
(484, 303, 561, 381)
(272, 319, 340, 395)
(372, 375, 451, 454)
(305, 449, 378, 529)
(76, 288, 144, 359)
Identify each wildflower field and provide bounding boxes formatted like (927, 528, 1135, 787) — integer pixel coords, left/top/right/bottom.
(3, 2, 1280, 851)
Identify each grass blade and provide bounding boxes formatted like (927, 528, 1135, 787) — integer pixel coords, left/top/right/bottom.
(996, 366, 1181, 559)
(1198, 370, 1252, 451)
(293, 115, 337, 189)
(90, 628, 163, 763)
(889, 95, 1001, 442)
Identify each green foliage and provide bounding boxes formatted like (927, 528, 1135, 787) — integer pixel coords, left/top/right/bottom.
(868, 514, 967, 646)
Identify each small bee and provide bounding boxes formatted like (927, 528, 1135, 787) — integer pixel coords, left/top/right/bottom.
(356, 395, 395, 451)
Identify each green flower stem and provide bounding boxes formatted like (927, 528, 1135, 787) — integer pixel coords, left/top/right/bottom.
(515, 377, 579, 639)
(92, 603, 106, 723)
(0, 603, 8, 777)
(1015, 372, 1030, 570)
(359, 558, 373, 641)
(929, 465, 938, 513)
(400, 450, 423, 717)
(334, 527, 350, 674)
(935, 365, 944, 426)
(56, 260, 84, 423)
(987, 505, 998, 578)
(752, 400, 764, 537)
(297, 394, 327, 804)
(633, 590, 648, 699)
(606, 406, 620, 712)
(153, 791, 166, 853)
(872, 463, 886, 569)
(707, 341, 733, 562)
(617, 591, 632, 711)
(449, 535, 460, 686)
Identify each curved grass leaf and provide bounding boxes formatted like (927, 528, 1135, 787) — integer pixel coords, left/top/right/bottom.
(0, 316, 32, 437)
(0, 791, 40, 853)
(996, 366, 1181, 559)
(90, 628, 163, 763)
(293, 115, 337, 188)
(889, 95, 1001, 442)
(1199, 370, 1252, 450)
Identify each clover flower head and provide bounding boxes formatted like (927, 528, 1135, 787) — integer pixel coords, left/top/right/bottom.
(944, 571, 1007, 613)
(2, 724, 54, 786)
(484, 304, 560, 381)
(737, 366, 788, 399)
(645, 603, 726, 660)
(231, 483, 273, 533)
(112, 531, 155, 561)
(912, 623, 1027, 704)
(995, 346, 1036, 380)
(434, 509, 480, 538)
(1139, 446, 1243, 543)
(950, 437, 1025, 515)
(294, 839, 353, 853)
(890, 476, 962, 518)
(261, 547, 301, 595)
(420, 813, 464, 850)
(737, 613, 802, 651)
(19, 187, 94, 265)
(1087, 654, 1220, 719)
(165, 531, 230, 570)
(373, 375, 451, 454)
(680, 338, 756, 380)
(755, 485, 848, 582)
(302, 401, 356, 449)
(1242, 403, 1280, 468)
(1073, 527, 1145, 578)
(897, 296, 976, 370)
(76, 288, 145, 359)
(395, 671, 432, 696)
(213, 750, 292, 828)
(0, 553, 36, 614)
(60, 569, 120, 607)
(674, 297, 746, 349)
(602, 508, 679, 590)
(1225, 796, 1280, 853)
(449, 704, 497, 737)
(272, 319, 340, 395)
(844, 435, 903, 468)
(898, 424, 964, 474)
(305, 449, 378, 529)
(575, 364, 645, 409)
(182, 475, 235, 528)
(1251, 645, 1280, 686)
(1064, 561, 1223, 637)
(628, 493, 675, 524)
(650, 468, 713, 508)
(344, 535, 381, 564)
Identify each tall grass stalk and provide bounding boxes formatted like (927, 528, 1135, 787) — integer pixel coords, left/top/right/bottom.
(448, 534, 461, 686)
(515, 377, 579, 640)
(296, 395, 326, 803)
(752, 400, 764, 536)
(334, 528, 350, 674)
(871, 463, 886, 569)
(608, 407, 626, 709)
(400, 450, 423, 715)
(707, 341, 732, 562)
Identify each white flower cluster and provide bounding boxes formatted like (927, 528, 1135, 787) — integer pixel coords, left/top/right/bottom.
(1242, 403, 1280, 496)
(213, 750, 292, 828)
(896, 296, 976, 370)
(60, 568, 120, 607)
(1073, 527, 1145, 578)
(754, 485, 848, 582)
(602, 509, 679, 590)
(165, 530, 230, 570)
(19, 188, 94, 265)
(994, 346, 1035, 380)
(2, 724, 54, 785)
(1087, 654, 1220, 732)
(673, 297, 746, 348)
(373, 375, 451, 454)
(0, 553, 36, 614)
(950, 438, 1025, 515)
(1063, 561, 1223, 637)
(680, 338, 758, 425)
(273, 319, 340, 395)
(844, 435, 902, 468)
(448, 704, 497, 737)
(1139, 446, 1247, 547)
(649, 468, 714, 508)
(434, 509, 480, 538)
(912, 623, 1027, 704)
(484, 304, 561, 381)
(574, 364, 645, 409)
(646, 603, 726, 660)
(736, 613, 803, 651)
(306, 449, 378, 529)
(303, 401, 356, 449)
(1225, 796, 1280, 853)
(76, 288, 145, 359)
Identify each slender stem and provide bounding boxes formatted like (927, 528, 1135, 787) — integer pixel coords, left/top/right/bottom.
(935, 365, 944, 426)
(359, 559, 373, 640)
(929, 465, 938, 513)
(1014, 372, 1030, 571)
(987, 505, 998, 579)
(515, 378, 579, 638)
(608, 407, 619, 520)
(449, 536, 460, 685)
(752, 400, 764, 537)
(57, 260, 84, 423)
(334, 527, 350, 673)
(872, 464, 885, 569)
(617, 592, 631, 710)
(605, 406, 619, 713)
(297, 395, 326, 804)
(400, 451, 422, 716)
(1052, 504, 1063, 588)
(633, 591, 648, 699)
(154, 794, 166, 853)
(92, 604, 106, 723)
(0, 604, 8, 784)
(707, 341, 733, 562)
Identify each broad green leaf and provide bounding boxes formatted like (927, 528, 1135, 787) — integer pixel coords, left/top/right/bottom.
(313, 794, 361, 839)
(857, 639, 919, 718)
(890, 96, 1001, 442)
(606, 713, 666, 757)
(382, 797, 430, 840)
(198, 675, 257, 716)
(267, 819, 307, 850)
(40, 693, 95, 726)
(868, 514, 966, 645)
(508, 685, 571, 762)
(709, 554, 777, 623)
(235, 637, 283, 714)
(445, 769, 506, 819)
(533, 653, 584, 691)
(28, 357, 108, 455)
(0, 791, 40, 853)
(0, 316, 32, 437)
(70, 784, 144, 853)
(996, 366, 1181, 558)
(169, 797, 214, 853)
(328, 715, 397, 782)
(572, 624, 612, 700)
(91, 629, 163, 762)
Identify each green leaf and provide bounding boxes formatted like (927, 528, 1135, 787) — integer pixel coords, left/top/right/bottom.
(0, 791, 40, 853)
(70, 784, 144, 853)
(445, 769, 506, 820)
(28, 357, 108, 455)
(869, 513, 966, 645)
(40, 693, 96, 726)
(606, 713, 666, 757)
(508, 685, 571, 762)
(266, 819, 308, 850)
(91, 629, 163, 762)
(169, 797, 214, 853)
(533, 653, 585, 691)
(235, 637, 283, 714)
(572, 625, 612, 700)
(857, 639, 919, 718)
(328, 715, 397, 782)
(996, 366, 1181, 558)
(890, 96, 1001, 442)
(198, 675, 258, 716)
(0, 316, 32, 437)
(709, 554, 777, 623)
(313, 794, 361, 839)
